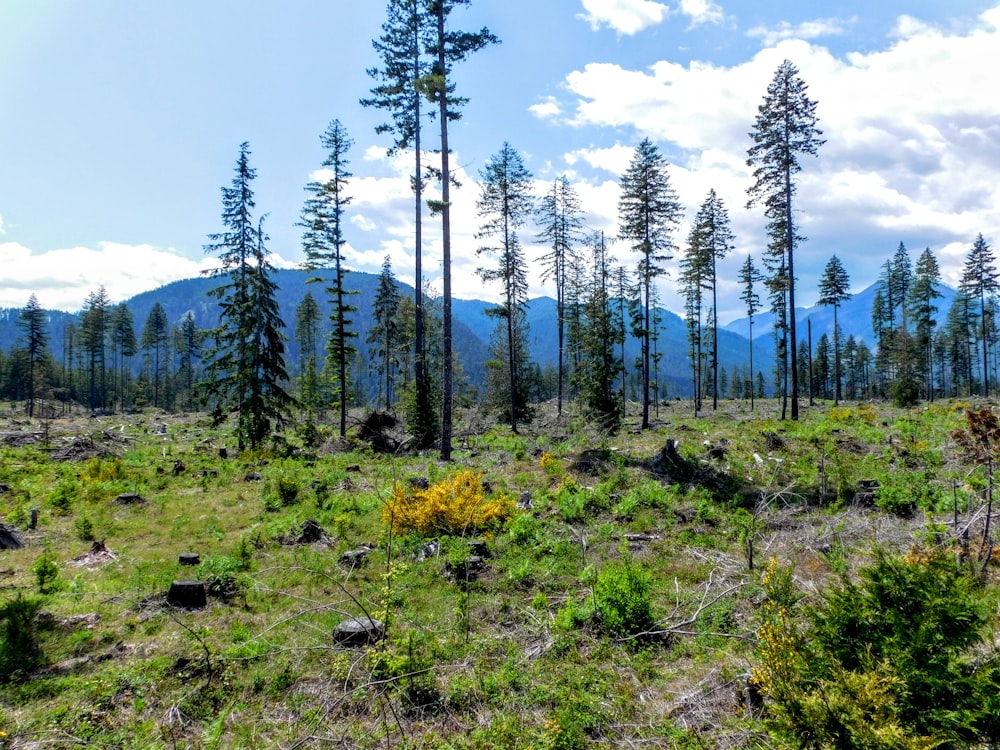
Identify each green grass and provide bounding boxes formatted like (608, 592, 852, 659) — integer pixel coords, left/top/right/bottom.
(0, 399, 996, 747)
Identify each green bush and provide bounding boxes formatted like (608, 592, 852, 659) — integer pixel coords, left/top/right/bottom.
(0, 594, 44, 681)
(48, 478, 78, 515)
(754, 549, 1000, 747)
(32, 550, 59, 593)
(593, 554, 655, 637)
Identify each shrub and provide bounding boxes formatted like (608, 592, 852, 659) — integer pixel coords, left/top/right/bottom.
(48, 478, 78, 515)
(753, 549, 1000, 747)
(593, 553, 655, 637)
(33, 550, 60, 593)
(384, 470, 514, 537)
(0, 594, 44, 680)
(74, 516, 95, 542)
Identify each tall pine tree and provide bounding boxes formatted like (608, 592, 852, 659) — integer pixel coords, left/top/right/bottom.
(817, 255, 851, 404)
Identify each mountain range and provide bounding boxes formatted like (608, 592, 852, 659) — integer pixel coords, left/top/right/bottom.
(0, 269, 960, 399)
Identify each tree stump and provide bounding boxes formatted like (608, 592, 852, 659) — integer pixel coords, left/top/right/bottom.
(167, 580, 207, 608)
(113, 493, 146, 506)
(179, 552, 200, 566)
(0, 523, 24, 550)
(339, 549, 370, 569)
(334, 616, 385, 647)
(219, 447, 228, 459)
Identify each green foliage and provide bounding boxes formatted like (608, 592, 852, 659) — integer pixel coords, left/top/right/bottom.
(74, 516, 95, 541)
(0, 594, 44, 681)
(874, 470, 939, 516)
(890, 375, 921, 408)
(48, 477, 78, 515)
(593, 553, 655, 637)
(32, 550, 60, 594)
(755, 549, 1000, 747)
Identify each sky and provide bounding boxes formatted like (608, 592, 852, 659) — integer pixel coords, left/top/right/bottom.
(1, 0, 999, 323)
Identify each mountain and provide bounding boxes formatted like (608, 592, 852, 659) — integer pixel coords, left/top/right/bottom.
(723, 281, 959, 346)
(6, 271, 962, 400)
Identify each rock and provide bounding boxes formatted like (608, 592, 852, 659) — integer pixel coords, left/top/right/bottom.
(417, 541, 439, 561)
(167, 580, 207, 609)
(334, 616, 385, 647)
(113, 493, 146, 506)
(0, 523, 24, 550)
(340, 548, 370, 569)
(517, 491, 533, 510)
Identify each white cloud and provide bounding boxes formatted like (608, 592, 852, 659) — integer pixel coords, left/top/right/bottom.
(0, 241, 222, 312)
(577, 0, 670, 35)
(0, 214, 5, 236)
(678, 0, 725, 27)
(555, 6, 1000, 305)
(564, 144, 636, 175)
(528, 96, 563, 120)
(747, 17, 855, 46)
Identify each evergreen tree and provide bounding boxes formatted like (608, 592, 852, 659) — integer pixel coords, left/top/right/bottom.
(960, 233, 999, 397)
(686, 189, 733, 410)
(17, 294, 48, 417)
(295, 292, 323, 418)
(300, 119, 358, 437)
(174, 312, 201, 410)
(817, 255, 851, 404)
(363, 0, 436, 447)
(109, 303, 137, 412)
(574, 231, 623, 432)
(747, 59, 824, 420)
(424, 0, 498, 460)
(909, 247, 943, 400)
(202, 143, 294, 451)
(738, 254, 765, 411)
(813, 333, 831, 399)
(618, 138, 682, 429)
(476, 142, 534, 431)
(80, 286, 110, 412)
(537, 174, 584, 418)
(680, 241, 707, 414)
(141, 302, 171, 409)
(367, 256, 404, 411)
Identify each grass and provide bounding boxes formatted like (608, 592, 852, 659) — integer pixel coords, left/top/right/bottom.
(0, 397, 996, 747)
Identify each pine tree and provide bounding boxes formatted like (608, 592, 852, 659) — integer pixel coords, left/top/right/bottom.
(817, 255, 851, 404)
(618, 138, 682, 429)
(960, 233, 999, 396)
(80, 286, 110, 412)
(537, 174, 584, 418)
(174, 312, 201, 410)
(300, 119, 358, 437)
(295, 292, 323, 419)
(747, 59, 824, 420)
(686, 189, 733, 410)
(17, 294, 48, 417)
(680, 240, 707, 414)
(424, 0, 498, 460)
(738, 254, 765, 411)
(574, 231, 623, 432)
(141, 302, 170, 408)
(476, 142, 534, 431)
(909, 247, 943, 400)
(367, 256, 404, 411)
(202, 142, 294, 452)
(109, 304, 137, 412)
(363, 0, 436, 447)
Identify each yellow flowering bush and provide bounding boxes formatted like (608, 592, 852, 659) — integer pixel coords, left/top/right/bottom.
(383, 470, 515, 536)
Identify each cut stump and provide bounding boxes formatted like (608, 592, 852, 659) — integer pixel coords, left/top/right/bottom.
(167, 580, 207, 609)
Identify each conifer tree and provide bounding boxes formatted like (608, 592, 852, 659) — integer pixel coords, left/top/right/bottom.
(960, 233, 999, 397)
(367, 256, 404, 411)
(424, 0, 498, 460)
(202, 142, 293, 451)
(17, 294, 48, 417)
(109, 303, 137, 412)
(817, 255, 850, 404)
(537, 175, 584, 418)
(909, 247, 943, 400)
(80, 286, 110, 412)
(747, 59, 824, 420)
(618, 138, 681, 429)
(686, 189, 733, 410)
(174, 312, 201, 410)
(300, 119, 358, 437)
(363, 0, 436, 447)
(476, 142, 534, 431)
(738, 254, 764, 411)
(295, 292, 323, 418)
(141, 302, 170, 408)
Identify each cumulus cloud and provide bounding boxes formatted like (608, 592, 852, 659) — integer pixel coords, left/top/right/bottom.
(0, 242, 224, 312)
(577, 0, 671, 35)
(678, 0, 726, 27)
(0, 214, 5, 235)
(528, 96, 563, 120)
(555, 6, 1000, 309)
(746, 17, 855, 46)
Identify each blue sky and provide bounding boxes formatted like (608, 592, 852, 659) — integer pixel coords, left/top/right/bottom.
(1, 0, 998, 322)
